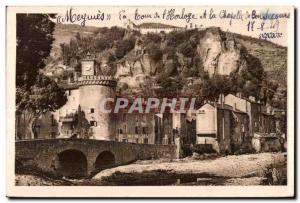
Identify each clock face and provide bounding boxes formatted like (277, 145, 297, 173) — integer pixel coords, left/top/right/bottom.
(82, 61, 94, 75)
(85, 65, 92, 71)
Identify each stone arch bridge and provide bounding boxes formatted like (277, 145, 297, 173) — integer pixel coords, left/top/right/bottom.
(15, 139, 176, 178)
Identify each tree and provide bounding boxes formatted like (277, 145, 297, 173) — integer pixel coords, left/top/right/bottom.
(95, 37, 111, 51)
(139, 77, 157, 98)
(98, 26, 126, 41)
(238, 53, 264, 98)
(16, 74, 67, 138)
(16, 14, 67, 138)
(178, 41, 195, 58)
(114, 36, 136, 59)
(144, 33, 162, 44)
(16, 14, 56, 87)
(146, 43, 163, 63)
(260, 75, 279, 105)
(156, 76, 183, 98)
(73, 105, 91, 139)
(201, 74, 231, 101)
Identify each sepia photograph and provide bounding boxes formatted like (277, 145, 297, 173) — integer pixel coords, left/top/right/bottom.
(6, 6, 295, 197)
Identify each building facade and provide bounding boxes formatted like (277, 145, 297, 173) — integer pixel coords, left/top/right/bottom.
(224, 93, 277, 136)
(195, 93, 280, 154)
(116, 111, 156, 144)
(195, 103, 233, 153)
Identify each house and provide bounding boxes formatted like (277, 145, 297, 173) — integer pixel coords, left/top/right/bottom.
(195, 97, 253, 154)
(15, 111, 59, 140)
(115, 110, 157, 144)
(224, 93, 269, 136)
(124, 20, 184, 34)
(196, 103, 232, 154)
(252, 133, 282, 152)
(230, 106, 251, 152)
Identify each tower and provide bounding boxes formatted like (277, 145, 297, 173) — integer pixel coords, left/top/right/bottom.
(78, 53, 117, 140)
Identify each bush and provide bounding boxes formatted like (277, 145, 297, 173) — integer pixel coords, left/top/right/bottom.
(146, 43, 163, 62)
(178, 41, 195, 58)
(95, 37, 111, 51)
(114, 36, 136, 59)
(144, 33, 162, 44)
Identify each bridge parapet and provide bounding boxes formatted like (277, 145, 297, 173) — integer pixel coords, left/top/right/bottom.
(15, 139, 176, 178)
(77, 75, 117, 87)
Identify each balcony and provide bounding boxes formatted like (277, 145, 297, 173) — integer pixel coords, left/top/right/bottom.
(77, 75, 117, 87)
(59, 112, 76, 122)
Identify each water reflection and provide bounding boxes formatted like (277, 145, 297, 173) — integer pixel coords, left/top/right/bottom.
(72, 170, 229, 186)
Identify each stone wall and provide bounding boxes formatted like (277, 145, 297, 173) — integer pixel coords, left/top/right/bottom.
(252, 136, 282, 152)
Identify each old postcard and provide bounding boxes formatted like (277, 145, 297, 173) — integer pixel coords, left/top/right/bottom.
(6, 6, 294, 197)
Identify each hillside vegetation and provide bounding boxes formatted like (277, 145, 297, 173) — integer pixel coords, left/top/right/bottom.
(45, 24, 287, 109)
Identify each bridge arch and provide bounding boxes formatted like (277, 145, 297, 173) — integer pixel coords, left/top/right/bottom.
(57, 149, 87, 178)
(95, 151, 115, 170)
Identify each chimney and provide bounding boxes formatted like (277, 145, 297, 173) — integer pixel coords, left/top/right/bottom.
(236, 92, 242, 98)
(249, 96, 255, 102)
(68, 76, 72, 84)
(213, 101, 217, 109)
(74, 72, 78, 82)
(218, 94, 225, 108)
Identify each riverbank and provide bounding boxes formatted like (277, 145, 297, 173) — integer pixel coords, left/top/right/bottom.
(92, 152, 286, 185)
(16, 152, 287, 186)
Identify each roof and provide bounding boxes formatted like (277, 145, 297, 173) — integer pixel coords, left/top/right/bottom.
(81, 52, 96, 61)
(253, 132, 279, 138)
(261, 111, 275, 116)
(225, 93, 261, 105)
(198, 102, 248, 115)
(137, 22, 182, 29)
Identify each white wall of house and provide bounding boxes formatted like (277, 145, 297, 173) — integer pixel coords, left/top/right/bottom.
(195, 104, 220, 152)
(172, 112, 181, 130)
(224, 94, 249, 113)
(196, 103, 217, 135)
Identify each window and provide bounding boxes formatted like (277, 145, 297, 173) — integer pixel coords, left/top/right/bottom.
(90, 121, 97, 127)
(122, 113, 127, 122)
(198, 110, 205, 114)
(142, 126, 148, 134)
(197, 134, 216, 138)
(241, 124, 245, 132)
(143, 138, 148, 144)
(91, 108, 94, 113)
(142, 114, 146, 122)
(135, 126, 139, 134)
(51, 115, 55, 126)
(118, 128, 123, 134)
(51, 132, 56, 138)
(123, 125, 127, 134)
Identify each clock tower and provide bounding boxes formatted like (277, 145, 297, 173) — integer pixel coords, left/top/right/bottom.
(81, 52, 95, 76)
(78, 53, 117, 140)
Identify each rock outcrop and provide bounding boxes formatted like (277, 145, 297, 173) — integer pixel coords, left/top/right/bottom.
(197, 27, 247, 76)
(47, 24, 287, 93)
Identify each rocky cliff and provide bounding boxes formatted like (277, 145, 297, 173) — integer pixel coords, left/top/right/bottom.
(197, 27, 248, 76)
(46, 24, 287, 93)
